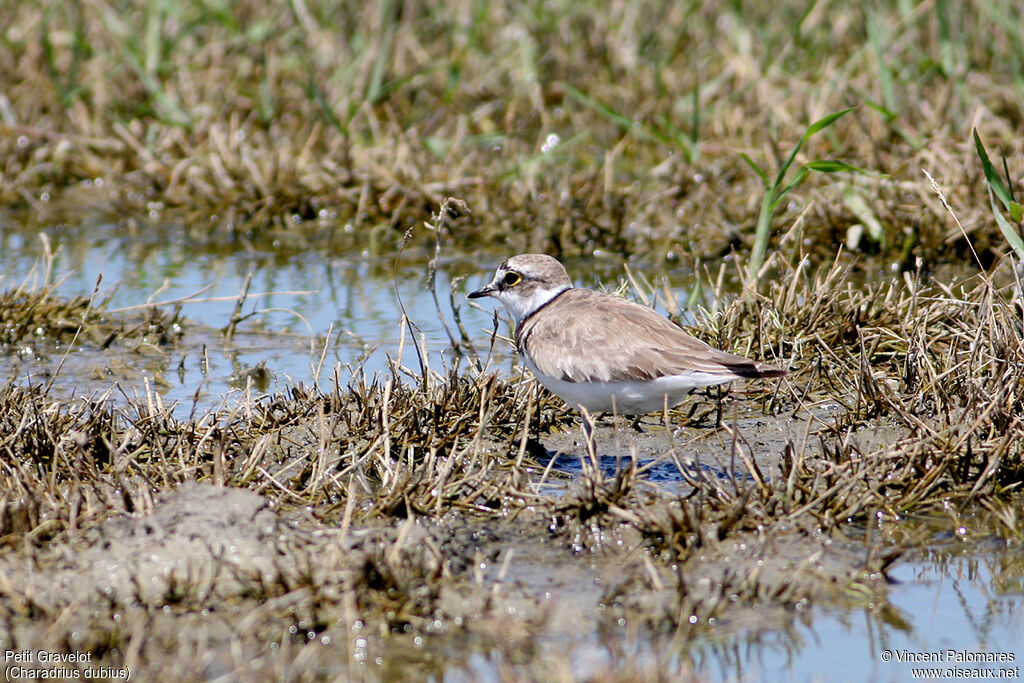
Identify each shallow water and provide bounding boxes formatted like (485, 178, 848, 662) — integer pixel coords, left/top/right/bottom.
(0, 223, 442, 384)
(0, 219, 687, 412)
(1, 221, 516, 415)
(360, 539, 1023, 682)
(1, 218, 1021, 680)
(731, 544, 1023, 682)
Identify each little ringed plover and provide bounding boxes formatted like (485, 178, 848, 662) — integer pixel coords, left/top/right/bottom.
(469, 253, 786, 415)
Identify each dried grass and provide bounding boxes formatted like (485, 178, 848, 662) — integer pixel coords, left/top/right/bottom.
(2, 0, 1022, 264)
(2, 0, 1024, 677)
(1, 250, 1021, 678)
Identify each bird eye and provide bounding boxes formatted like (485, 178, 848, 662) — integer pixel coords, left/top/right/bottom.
(503, 272, 522, 287)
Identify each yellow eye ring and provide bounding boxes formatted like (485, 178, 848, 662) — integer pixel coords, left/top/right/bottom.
(503, 272, 522, 286)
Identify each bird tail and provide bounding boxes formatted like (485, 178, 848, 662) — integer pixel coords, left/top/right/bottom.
(732, 361, 787, 379)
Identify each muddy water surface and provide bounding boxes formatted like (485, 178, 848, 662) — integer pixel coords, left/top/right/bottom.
(1, 218, 1021, 681)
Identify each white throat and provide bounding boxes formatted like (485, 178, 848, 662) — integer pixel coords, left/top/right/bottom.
(498, 285, 570, 326)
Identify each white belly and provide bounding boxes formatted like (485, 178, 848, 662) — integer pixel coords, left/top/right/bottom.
(523, 356, 732, 414)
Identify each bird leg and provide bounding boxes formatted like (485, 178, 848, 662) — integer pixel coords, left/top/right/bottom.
(578, 406, 600, 474)
(714, 384, 729, 429)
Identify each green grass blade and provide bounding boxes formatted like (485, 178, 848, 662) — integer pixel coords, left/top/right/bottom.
(748, 108, 861, 288)
(308, 75, 346, 134)
(804, 160, 866, 173)
(740, 153, 769, 186)
(935, 0, 957, 76)
(988, 188, 1024, 263)
(771, 162, 865, 211)
(772, 135, 805, 192)
(564, 84, 638, 132)
(867, 10, 896, 114)
(770, 166, 810, 210)
(975, 129, 1024, 259)
(772, 108, 855, 192)
(973, 128, 1015, 210)
(565, 86, 686, 151)
(41, 13, 61, 103)
(144, 0, 162, 81)
(689, 82, 700, 161)
(863, 100, 896, 121)
(804, 107, 856, 137)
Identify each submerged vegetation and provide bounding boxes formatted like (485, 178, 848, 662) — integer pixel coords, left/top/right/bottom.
(1, 0, 1024, 679)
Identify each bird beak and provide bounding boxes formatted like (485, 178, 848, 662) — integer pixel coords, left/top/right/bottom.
(468, 283, 495, 299)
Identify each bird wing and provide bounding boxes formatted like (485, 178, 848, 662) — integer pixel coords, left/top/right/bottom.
(516, 289, 780, 383)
